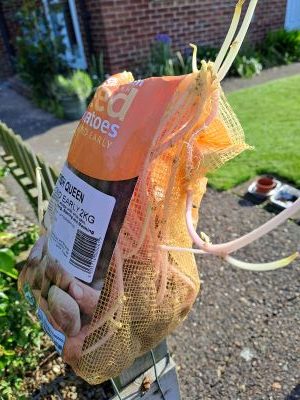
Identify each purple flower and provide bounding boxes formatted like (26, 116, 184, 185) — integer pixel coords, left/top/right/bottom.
(155, 34, 172, 45)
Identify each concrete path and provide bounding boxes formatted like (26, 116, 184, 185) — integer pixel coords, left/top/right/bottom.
(222, 62, 300, 92)
(0, 62, 299, 172)
(0, 85, 77, 172)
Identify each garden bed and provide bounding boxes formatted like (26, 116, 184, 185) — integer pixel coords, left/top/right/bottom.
(1, 169, 299, 399)
(0, 171, 115, 399)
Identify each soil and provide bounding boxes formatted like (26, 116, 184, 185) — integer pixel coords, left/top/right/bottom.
(169, 188, 300, 400)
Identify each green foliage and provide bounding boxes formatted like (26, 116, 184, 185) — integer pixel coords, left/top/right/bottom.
(0, 248, 17, 279)
(0, 166, 9, 179)
(144, 37, 261, 79)
(15, 0, 68, 108)
(10, 227, 39, 256)
(147, 39, 174, 76)
(0, 232, 16, 247)
(90, 52, 106, 89)
(35, 97, 65, 119)
(258, 29, 300, 68)
(196, 46, 219, 64)
(209, 75, 300, 190)
(0, 216, 41, 398)
(53, 70, 93, 101)
(144, 29, 300, 80)
(0, 217, 9, 232)
(234, 55, 262, 78)
(0, 274, 43, 399)
(0, 222, 38, 280)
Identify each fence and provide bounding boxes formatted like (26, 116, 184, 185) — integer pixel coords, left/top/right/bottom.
(0, 121, 58, 204)
(0, 119, 181, 399)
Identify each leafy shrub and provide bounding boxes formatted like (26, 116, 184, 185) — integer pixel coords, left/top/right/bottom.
(143, 29, 300, 80)
(146, 34, 175, 76)
(145, 36, 216, 77)
(233, 55, 262, 78)
(0, 206, 41, 398)
(0, 274, 43, 399)
(258, 29, 300, 68)
(0, 167, 8, 179)
(89, 52, 106, 90)
(196, 46, 219, 64)
(15, 0, 68, 112)
(53, 70, 93, 101)
(144, 35, 262, 79)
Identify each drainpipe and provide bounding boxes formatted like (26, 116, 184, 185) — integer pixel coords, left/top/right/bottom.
(0, 2, 15, 72)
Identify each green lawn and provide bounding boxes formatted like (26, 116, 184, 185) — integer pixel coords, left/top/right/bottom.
(208, 74, 300, 190)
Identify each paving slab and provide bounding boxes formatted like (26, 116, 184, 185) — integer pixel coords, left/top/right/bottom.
(0, 86, 77, 171)
(222, 62, 300, 93)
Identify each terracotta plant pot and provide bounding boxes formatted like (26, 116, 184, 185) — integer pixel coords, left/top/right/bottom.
(256, 176, 276, 194)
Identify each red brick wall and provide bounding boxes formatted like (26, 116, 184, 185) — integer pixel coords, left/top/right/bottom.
(1, 0, 23, 41)
(0, 0, 287, 78)
(0, 0, 23, 79)
(86, 0, 287, 73)
(248, 0, 287, 42)
(74, 0, 95, 68)
(0, 35, 13, 79)
(79, 0, 111, 70)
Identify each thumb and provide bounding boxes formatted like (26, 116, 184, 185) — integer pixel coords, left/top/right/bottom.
(27, 235, 47, 267)
(68, 280, 100, 316)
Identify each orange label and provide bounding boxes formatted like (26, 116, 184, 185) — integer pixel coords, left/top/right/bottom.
(67, 72, 185, 181)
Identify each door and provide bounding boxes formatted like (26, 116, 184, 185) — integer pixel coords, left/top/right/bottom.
(285, 0, 300, 30)
(42, 0, 87, 69)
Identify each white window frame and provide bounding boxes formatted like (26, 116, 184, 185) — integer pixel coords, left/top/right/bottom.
(42, 0, 87, 69)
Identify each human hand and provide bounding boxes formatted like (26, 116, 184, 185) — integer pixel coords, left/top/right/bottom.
(19, 235, 101, 364)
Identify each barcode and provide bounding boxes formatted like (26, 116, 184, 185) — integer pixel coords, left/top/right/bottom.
(69, 229, 101, 275)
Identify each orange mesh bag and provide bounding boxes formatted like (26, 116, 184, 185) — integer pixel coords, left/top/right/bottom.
(18, 0, 300, 385)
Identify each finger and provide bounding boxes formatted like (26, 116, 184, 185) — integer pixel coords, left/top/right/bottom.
(48, 285, 81, 337)
(62, 325, 90, 365)
(36, 294, 87, 366)
(19, 262, 39, 292)
(45, 257, 74, 290)
(68, 280, 100, 316)
(18, 262, 30, 292)
(32, 289, 42, 304)
(36, 296, 67, 350)
(27, 235, 47, 268)
(18, 236, 48, 294)
(30, 256, 47, 289)
(39, 255, 51, 297)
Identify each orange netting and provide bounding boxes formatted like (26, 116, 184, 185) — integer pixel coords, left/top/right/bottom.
(73, 63, 248, 383)
(19, 62, 249, 384)
(19, 0, 300, 384)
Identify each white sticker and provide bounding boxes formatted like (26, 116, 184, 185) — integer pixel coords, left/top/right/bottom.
(37, 308, 66, 354)
(46, 164, 116, 283)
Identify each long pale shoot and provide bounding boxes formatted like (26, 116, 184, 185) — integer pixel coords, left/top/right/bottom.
(216, 0, 259, 81)
(214, 0, 246, 72)
(185, 189, 300, 271)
